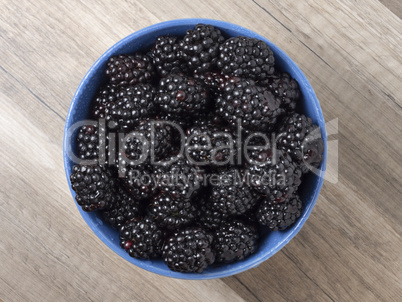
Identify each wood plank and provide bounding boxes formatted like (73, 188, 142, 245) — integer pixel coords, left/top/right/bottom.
(379, 0, 402, 17)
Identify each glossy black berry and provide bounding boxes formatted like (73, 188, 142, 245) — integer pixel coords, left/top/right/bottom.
(179, 24, 225, 73)
(105, 54, 155, 87)
(212, 220, 259, 263)
(162, 227, 215, 273)
(256, 194, 303, 230)
(70, 164, 115, 212)
(120, 216, 165, 259)
(217, 36, 275, 80)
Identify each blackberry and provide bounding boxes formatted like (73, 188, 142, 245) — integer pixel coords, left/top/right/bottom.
(105, 54, 155, 87)
(276, 113, 324, 173)
(92, 84, 118, 119)
(70, 164, 115, 212)
(241, 128, 274, 164)
(118, 119, 173, 171)
(185, 125, 235, 166)
(121, 166, 156, 200)
(197, 195, 229, 230)
(179, 24, 225, 73)
(212, 220, 259, 263)
(107, 84, 156, 130)
(149, 190, 197, 230)
(247, 150, 302, 203)
(76, 124, 99, 160)
(152, 155, 202, 199)
(156, 73, 209, 116)
(120, 216, 165, 259)
(162, 227, 215, 273)
(256, 194, 302, 230)
(101, 186, 143, 229)
(194, 71, 240, 95)
(217, 36, 275, 80)
(151, 35, 188, 76)
(259, 72, 300, 112)
(216, 79, 285, 130)
(210, 169, 258, 216)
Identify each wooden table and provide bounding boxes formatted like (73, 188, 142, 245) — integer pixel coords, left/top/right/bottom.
(1, 0, 401, 301)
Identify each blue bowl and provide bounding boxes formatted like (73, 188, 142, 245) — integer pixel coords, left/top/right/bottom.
(63, 18, 327, 279)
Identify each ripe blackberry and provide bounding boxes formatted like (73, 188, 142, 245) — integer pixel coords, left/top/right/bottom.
(151, 35, 188, 76)
(197, 195, 229, 230)
(162, 227, 215, 273)
(101, 186, 143, 229)
(276, 113, 324, 173)
(105, 54, 155, 87)
(210, 169, 258, 216)
(179, 24, 225, 73)
(92, 84, 118, 119)
(156, 73, 209, 116)
(194, 71, 240, 95)
(241, 128, 274, 164)
(120, 216, 165, 259)
(70, 164, 115, 212)
(152, 155, 202, 199)
(107, 84, 156, 130)
(247, 150, 302, 203)
(121, 166, 156, 200)
(76, 124, 99, 160)
(185, 125, 235, 166)
(216, 79, 285, 130)
(217, 36, 275, 80)
(259, 72, 300, 112)
(256, 194, 302, 230)
(149, 190, 197, 230)
(212, 220, 259, 263)
(118, 119, 174, 172)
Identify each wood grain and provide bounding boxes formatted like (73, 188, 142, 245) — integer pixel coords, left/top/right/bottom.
(0, 0, 401, 301)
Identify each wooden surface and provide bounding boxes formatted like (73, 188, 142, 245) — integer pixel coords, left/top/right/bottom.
(1, 0, 401, 301)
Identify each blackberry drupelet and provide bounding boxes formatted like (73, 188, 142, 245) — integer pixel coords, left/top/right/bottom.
(70, 164, 115, 212)
(101, 186, 143, 229)
(216, 79, 285, 130)
(152, 155, 202, 199)
(276, 113, 324, 173)
(217, 36, 275, 80)
(185, 125, 235, 166)
(162, 227, 215, 273)
(259, 72, 301, 112)
(179, 24, 225, 73)
(256, 194, 302, 230)
(156, 73, 209, 116)
(212, 220, 259, 263)
(119, 216, 165, 259)
(149, 190, 197, 230)
(247, 150, 302, 203)
(210, 169, 258, 216)
(151, 35, 188, 76)
(105, 54, 155, 87)
(107, 84, 156, 130)
(92, 84, 118, 119)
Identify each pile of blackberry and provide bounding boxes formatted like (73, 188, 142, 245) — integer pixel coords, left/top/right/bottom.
(69, 24, 324, 273)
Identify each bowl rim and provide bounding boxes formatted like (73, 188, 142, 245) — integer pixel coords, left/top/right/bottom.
(63, 18, 327, 280)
